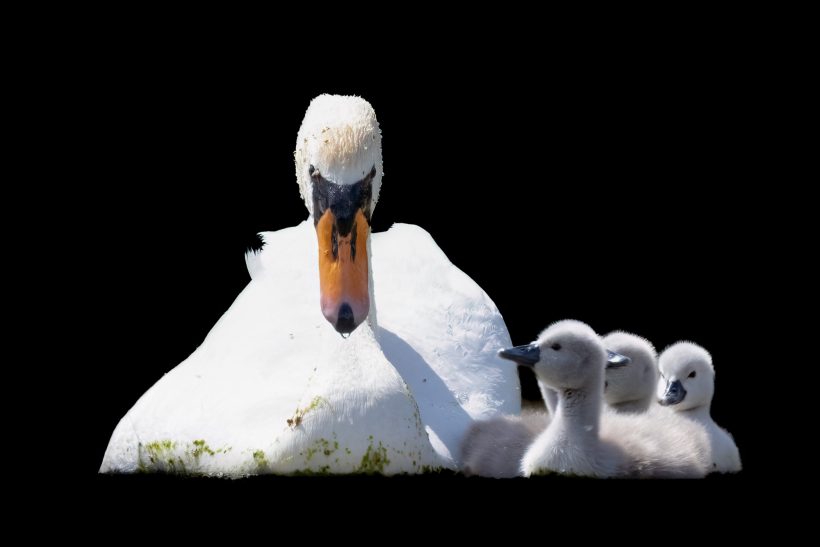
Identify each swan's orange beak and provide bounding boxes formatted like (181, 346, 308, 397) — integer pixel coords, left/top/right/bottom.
(310, 164, 375, 336)
(316, 209, 370, 334)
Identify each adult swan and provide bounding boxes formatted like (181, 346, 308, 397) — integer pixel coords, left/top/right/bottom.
(100, 94, 520, 476)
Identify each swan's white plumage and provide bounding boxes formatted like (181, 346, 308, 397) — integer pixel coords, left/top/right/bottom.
(373, 224, 519, 425)
(101, 222, 432, 475)
(100, 94, 520, 476)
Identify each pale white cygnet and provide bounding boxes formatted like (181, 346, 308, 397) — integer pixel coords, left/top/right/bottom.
(460, 410, 549, 478)
(657, 341, 741, 473)
(602, 331, 658, 413)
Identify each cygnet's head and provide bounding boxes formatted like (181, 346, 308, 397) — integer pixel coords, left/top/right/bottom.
(657, 341, 714, 411)
(602, 331, 658, 408)
(497, 320, 630, 392)
(294, 94, 383, 335)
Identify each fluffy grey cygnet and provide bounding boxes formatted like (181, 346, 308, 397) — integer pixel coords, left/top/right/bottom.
(460, 410, 549, 478)
(657, 341, 741, 473)
(602, 331, 658, 413)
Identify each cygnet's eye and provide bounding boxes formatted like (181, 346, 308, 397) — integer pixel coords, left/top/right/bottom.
(551, 343, 562, 351)
(309, 164, 317, 176)
(688, 371, 697, 379)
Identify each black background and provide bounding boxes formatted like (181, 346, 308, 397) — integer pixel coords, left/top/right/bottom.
(63, 37, 764, 513)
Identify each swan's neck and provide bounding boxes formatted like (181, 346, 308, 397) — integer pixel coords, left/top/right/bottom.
(552, 385, 602, 442)
(365, 232, 378, 332)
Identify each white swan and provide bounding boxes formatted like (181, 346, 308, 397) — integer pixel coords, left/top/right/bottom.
(602, 331, 657, 413)
(99, 94, 520, 476)
(502, 320, 710, 478)
(657, 341, 741, 473)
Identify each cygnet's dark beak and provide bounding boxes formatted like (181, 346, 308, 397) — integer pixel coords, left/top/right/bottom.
(606, 350, 631, 369)
(498, 344, 541, 367)
(659, 379, 686, 406)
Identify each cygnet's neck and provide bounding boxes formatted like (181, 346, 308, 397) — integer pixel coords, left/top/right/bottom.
(537, 381, 558, 415)
(551, 382, 603, 443)
(679, 403, 712, 424)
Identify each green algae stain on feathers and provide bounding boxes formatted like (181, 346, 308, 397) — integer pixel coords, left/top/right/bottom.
(143, 440, 176, 466)
(191, 439, 216, 458)
(287, 396, 327, 428)
(305, 437, 339, 461)
(358, 437, 391, 474)
(137, 439, 231, 475)
(253, 450, 268, 472)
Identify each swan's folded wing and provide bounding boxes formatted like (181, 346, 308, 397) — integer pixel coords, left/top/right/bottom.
(373, 223, 521, 462)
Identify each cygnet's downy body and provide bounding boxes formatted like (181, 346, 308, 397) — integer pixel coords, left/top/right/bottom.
(657, 342, 741, 474)
(460, 410, 549, 478)
(501, 320, 710, 478)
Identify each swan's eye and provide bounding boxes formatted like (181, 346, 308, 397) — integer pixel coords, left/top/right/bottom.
(309, 164, 317, 176)
(688, 371, 696, 379)
(551, 343, 562, 351)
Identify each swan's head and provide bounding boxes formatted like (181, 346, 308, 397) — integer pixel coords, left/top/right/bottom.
(602, 331, 658, 407)
(294, 94, 383, 335)
(498, 320, 629, 391)
(657, 341, 714, 411)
